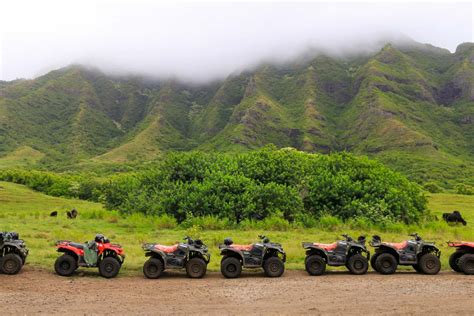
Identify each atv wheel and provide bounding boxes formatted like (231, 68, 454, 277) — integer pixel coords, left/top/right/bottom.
(449, 251, 465, 273)
(263, 257, 285, 278)
(221, 257, 242, 278)
(370, 254, 379, 272)
(143, 258, 164, 279)
(418, 253, 441, 275)
(54, 254, 77, 276)
(305, 255, 326, 276)
(99, 257, 121, 278)
(459, 254, 474, 275)
(186, 257, 207, 278)
(375, 253, 397, 274)
(347, 254, 368, 275)
(0, 253, 22, 275)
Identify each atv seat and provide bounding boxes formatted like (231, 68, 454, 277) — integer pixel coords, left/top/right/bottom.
(448, 241, 474, 248)
(230, 244, 254, 251)
(383, 241, 408, 250)
(313, 242, 337, 251)
(69, 242, 84, 249)
(154, 244, 179, 253)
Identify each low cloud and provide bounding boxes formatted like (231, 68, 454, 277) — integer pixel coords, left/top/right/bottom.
(1, 1, 472, 82)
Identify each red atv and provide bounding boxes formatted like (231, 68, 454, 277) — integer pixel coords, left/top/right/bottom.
(54, 234, 125, 278)
(448, 241, 474, 275)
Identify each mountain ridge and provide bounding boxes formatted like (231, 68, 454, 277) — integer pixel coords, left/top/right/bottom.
(0, 41, 473, 187)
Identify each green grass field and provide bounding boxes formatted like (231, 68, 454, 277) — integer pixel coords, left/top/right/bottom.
(1, 181, 473, 275)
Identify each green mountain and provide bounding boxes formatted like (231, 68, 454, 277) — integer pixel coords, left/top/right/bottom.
(0, 41, 473, 187)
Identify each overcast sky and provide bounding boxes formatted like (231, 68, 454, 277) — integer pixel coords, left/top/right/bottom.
(0, 0, 472, 82)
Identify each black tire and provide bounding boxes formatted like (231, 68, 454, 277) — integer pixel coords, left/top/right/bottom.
(221, 257, 242, 278)
(347, 254, 368, 275)
(370, 253, 379, 272)
(263, 257, 285, 278)
(459, 254, 474, 275)
(449, 251, 465, 273)
(412, 264, 422, 273)
(375, 253, 397, 274)
(186, 257, 207, 278)
(0, 253, 22, 275)
(305, 255, 326, 276)
(98, 257, 121, 278)
(143, 258, 164, 279)
(418, 253, 441, 275)
(54, 254, 77, 276)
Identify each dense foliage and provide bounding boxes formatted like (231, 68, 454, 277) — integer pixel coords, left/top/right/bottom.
(0, 169, 102, 201)
(101, 147, 428, 224)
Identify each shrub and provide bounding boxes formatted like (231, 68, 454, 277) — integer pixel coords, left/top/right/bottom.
(423, 182, 443, 193)
(455, 184, 474, 195)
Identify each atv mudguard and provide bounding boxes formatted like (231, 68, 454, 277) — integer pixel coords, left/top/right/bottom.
(144, 245, 168, 259)
(348, 244, 370, 259)
(220, 247, 244, 261)
(421, 243, 441, 257)
(263, 245, 286, 261)
(0, 241, 28, 259)
(190, 249, 210, 263)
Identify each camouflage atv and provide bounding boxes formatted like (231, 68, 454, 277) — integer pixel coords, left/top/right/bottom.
(218, 235, 286, 278)
(370, 233, 441, 275)
(448, 241, 474, 275)
(0, 232, 29, 275)
(302, 234, 369, 275)
(142, 236, 210, 279)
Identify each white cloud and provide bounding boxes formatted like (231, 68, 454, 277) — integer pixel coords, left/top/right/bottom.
(0, 0, 472, 82)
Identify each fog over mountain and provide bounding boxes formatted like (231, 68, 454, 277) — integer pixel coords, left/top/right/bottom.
(1, 1, 472, 82)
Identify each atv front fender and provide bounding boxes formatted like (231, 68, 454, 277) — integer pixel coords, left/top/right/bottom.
(220, 248, 244, 261)
(349, 245, 370, 260)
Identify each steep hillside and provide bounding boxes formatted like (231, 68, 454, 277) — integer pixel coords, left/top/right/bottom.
(0, 41, 472, 187)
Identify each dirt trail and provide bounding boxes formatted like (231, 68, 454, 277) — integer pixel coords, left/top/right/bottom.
(1, 267, 473, 315)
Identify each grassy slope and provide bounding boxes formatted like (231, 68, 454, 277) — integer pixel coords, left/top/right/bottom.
(1, 181, 473, 275)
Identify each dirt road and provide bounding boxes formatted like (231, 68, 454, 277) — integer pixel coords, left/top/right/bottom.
(1, 267, 473, 315)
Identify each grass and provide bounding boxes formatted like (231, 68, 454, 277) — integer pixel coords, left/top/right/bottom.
(0, 181, 473, 276)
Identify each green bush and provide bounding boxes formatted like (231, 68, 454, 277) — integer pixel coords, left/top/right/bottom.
(102, 148, 427, 225)
(455, 184, 474, 195)
(423, 182, 443, 193)
(0, 169, 101, 200)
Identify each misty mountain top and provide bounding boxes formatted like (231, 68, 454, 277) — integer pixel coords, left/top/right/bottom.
(1, 1, 471, 82)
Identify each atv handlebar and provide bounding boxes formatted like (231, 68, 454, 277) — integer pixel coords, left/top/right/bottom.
(409, 233, 421, 241)
(342, 234, 353, 242)
(184, 236, 194, 244)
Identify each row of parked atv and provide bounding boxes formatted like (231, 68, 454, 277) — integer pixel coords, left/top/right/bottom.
(2, 232, 474, 278)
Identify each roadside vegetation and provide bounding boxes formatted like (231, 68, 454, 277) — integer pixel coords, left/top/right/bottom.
(1, 181, 472, 274)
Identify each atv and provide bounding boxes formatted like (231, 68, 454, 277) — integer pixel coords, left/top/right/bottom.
(142, 236, 210, 279)
(0, 232, 29, 275)
(447, 241, 474, 275)
(369, 233, 440, 275)
(54, 234, 125, 278)
(218, 235, 286, 278)
(302, 234, 369, 275)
